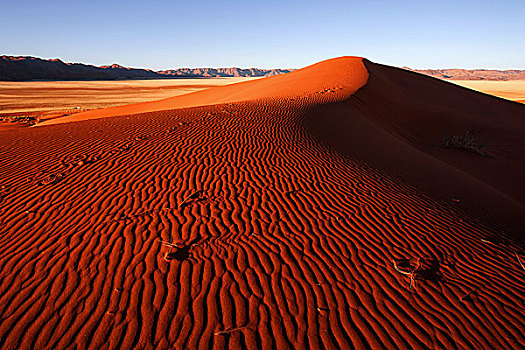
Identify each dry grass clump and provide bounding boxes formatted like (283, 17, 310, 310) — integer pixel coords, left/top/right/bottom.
(516, 253, 525, 273)
(394, 259, 420, 290)
(442, 129, 488, 157)
(180, 190, 204, 208)
(0, 115, 40, 125)
(214, 325, 250, 336)
(459, 289, 477, 302)
(393, 257, 442, 290)
(38, 173, 64, 186)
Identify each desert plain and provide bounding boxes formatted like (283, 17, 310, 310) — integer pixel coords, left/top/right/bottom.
(0, 57, 524, 349)
(450, 80, 525, 104)
(0, 78, 257, 130)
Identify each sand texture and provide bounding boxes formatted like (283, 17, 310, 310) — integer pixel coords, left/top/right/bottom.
(0, 57, 524, 349)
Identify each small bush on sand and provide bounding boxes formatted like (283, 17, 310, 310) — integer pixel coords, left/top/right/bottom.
(442, 129, 488, 157)
(0, 115, 40, 125)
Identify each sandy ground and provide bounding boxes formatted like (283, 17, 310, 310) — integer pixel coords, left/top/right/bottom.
(449, 80, 525, 103)
(0, 57, 524, 349)
(0, 77, 257, 114)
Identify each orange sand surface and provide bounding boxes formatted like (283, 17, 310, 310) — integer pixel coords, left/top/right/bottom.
(0, 57, 524, 349)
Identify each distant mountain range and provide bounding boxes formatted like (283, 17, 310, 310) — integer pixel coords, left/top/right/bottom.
(0, 56, 294, 81)
(158, 67, 291, 78)
(2, 56, 523, 82)
(405, 67, 525, 81)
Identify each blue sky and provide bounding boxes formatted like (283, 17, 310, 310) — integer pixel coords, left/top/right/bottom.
(1, 0, 523, 70)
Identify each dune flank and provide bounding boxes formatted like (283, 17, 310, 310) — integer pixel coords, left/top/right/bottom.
(0, 56, 524, 349)
(37, 57, 368, 126)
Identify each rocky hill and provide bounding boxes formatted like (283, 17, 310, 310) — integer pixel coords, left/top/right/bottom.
(158, 67, 293, 78)
(0, 56, 292, 81)
(0, 56, 163, 81)
(405, 67, 525, 81)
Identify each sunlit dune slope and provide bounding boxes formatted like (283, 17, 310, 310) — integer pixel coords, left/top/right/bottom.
(39, 57, 368, 126)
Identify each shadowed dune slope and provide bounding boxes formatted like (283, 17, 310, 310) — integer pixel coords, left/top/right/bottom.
(1, 57, 524, 349)
(307, 59, 525, 237)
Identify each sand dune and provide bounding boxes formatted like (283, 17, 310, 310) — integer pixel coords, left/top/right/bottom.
(0, 56, 524, 349)
(37, 57, 367, 126)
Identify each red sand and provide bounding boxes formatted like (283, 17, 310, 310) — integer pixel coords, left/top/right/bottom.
(1, 57, 524, 349)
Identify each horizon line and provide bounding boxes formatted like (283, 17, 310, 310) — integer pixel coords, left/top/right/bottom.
(2, 53, 524, 72)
